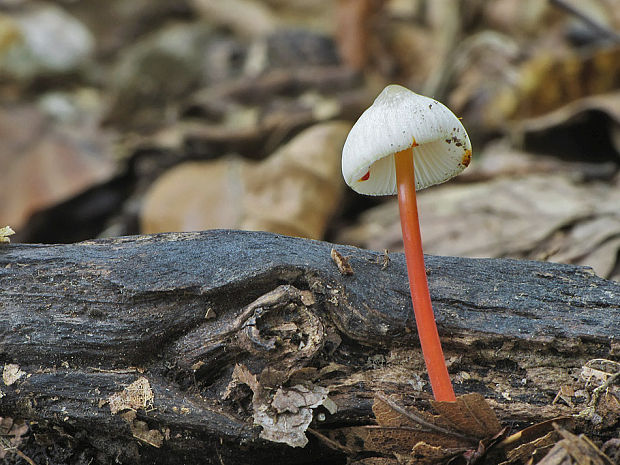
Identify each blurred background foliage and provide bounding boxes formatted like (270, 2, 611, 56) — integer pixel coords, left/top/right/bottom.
(1, 0, 619, 279)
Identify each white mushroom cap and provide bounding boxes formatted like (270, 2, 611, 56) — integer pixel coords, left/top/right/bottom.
(342, 84, 472, 196)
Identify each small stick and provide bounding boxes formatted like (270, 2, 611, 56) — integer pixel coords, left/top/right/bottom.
(307, 428, 356, 455)
(375, 392, 476, 442)
(381, 249, 390, 270)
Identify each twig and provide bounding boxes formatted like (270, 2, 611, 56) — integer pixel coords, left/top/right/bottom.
(375, 393, 477, 442)
(0, 437, 36, 465)
(307, 428, 356, 455)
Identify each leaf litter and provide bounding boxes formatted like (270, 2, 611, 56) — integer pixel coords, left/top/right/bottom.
(107, 377, 164, 448)
(317, 389, 618, 465)
(224, 363, 336, 448)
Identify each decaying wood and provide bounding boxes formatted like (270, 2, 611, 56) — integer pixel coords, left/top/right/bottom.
(0, 230, 618, 464)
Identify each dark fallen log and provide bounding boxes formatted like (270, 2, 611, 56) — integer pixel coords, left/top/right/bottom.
(0, 230, 618, 464)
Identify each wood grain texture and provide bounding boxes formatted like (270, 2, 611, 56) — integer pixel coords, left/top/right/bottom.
(0, 230, 617, 464)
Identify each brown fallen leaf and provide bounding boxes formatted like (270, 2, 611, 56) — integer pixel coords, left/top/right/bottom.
(0, 417, 29, 460)
(331, 248, 354, 275)
(0, 102, 115, 231)
(494, 417, 572, 465)
(336, 168, 620, 280)
(141, 121, 350, 240)
(322, 393, 504, 464)
(429, 393, 503, 438)
(503, 431, 556, 465)
(535, 424, 614, 465)
(358, 425, 471, 457)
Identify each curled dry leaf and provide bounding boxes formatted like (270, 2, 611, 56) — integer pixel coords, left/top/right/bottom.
(331, 248, 354, 275)
(496, 417, 572, 465)
(503, 431, 556, 465)
(535, 425, 615, 465)
(225, 364, 333, 448)
(449, 41, 620, 130)
(337, 168, 620, 280)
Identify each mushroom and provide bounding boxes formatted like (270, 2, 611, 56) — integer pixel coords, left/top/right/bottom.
(342, 84, 472, 401)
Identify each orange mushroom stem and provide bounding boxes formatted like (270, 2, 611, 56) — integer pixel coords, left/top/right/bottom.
(394, 147, 456, 402)
(341, 84, 471, 402)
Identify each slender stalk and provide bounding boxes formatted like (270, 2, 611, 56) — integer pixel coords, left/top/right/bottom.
(394, 147, 456, 402)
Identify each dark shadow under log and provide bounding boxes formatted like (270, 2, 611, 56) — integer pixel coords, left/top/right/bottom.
(0, 230, 618, 464)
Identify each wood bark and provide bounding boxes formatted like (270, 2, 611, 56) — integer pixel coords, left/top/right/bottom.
(0, 230, 618, 464)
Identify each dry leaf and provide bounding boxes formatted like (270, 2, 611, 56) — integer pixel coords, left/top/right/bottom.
(536, 425, 615, 465)
(502, 49, 620, 121)
(225, 364, 333, 448)
(334, 393, 504, 464)
(430, 393, 503, 438)
(141, 121, 350, 240)
(449, 41, 620, 130)
(0, 417, 28, 459)
(372, 395, 455, 431)
(360, 425, 471, 456)
(496, 417, 572, 465)
(130, 420, 164, 448)
(337, 169, 620, 280)
(0, 103, 115, 230)
(504, 431, 556, 464)
(108, 377, 154, 414)
(2, 364, 26, 386)
(580, 359, 620, 387)
(0, 226, 15, 244)
(331, 248, 354, 275)
(398, 442, 459, 464)
(577, 359, 620, 426)
(351, 458, 398, 465)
